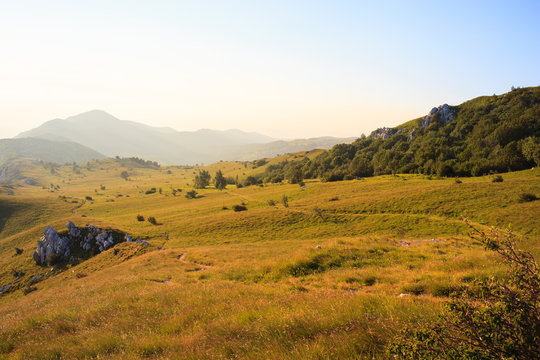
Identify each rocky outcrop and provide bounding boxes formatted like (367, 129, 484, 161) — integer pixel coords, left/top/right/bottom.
(369, 127, 397, 140)
(420, 104, 454, 127)
(33, 222, 145, 266)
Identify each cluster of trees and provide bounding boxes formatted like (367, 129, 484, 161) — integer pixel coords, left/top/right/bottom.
(252, 87, 540, 183)
(114, 156, 160, 168)
(193, 170, 228, 190)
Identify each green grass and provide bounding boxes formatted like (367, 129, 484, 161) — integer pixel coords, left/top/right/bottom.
(0, 159, 537, 359)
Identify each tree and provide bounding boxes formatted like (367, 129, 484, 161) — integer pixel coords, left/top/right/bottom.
(193, 170, 211, 189)
(388, 225, 539, 359)
(120, 171, 129, 181)
(285, 164, 303, 184)
(214, 170, 227, 190)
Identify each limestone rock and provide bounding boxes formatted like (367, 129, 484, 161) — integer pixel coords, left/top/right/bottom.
(420, 104, 454, 127)
(369, 127, 396, 140)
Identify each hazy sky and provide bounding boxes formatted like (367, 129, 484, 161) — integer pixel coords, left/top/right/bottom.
(1, 0, 539, 139)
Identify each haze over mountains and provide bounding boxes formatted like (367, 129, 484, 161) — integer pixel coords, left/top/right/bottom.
(13, 110, 355, 165)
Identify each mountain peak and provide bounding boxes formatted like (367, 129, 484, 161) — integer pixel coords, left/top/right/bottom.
(65, 110, 120, 123)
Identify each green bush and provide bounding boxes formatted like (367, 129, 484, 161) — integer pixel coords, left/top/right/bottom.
(388, 226, 540, 359)
(147, 217, 157, 225)
(492, 175, 504, 182)
(518, 192, 537, 202)
(401, 283, 426, 295)
(232, 205, 247, 212)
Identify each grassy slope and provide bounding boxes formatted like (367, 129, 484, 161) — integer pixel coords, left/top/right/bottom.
(0, 158, 538, 359)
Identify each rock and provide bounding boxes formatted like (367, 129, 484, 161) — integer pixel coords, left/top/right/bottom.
(32, 223, 138, 265)
(369, 127, 396, 140)
(66, 221, 80, 238)
(316, 245, 322, 249)
(142, 241, 149, 246)
(420, 104, 454, 127)
(0, 283, 12, 294)
(398, 293, 410, 297)
(407, 128, 416, 142)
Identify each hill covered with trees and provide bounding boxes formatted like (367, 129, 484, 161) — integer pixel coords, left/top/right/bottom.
(257, 87, 540, 184)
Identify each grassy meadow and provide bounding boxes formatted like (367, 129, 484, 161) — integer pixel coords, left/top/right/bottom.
(0, 157, 538, 359)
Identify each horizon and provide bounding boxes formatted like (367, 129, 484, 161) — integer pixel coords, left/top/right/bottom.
(1, 1, 539, 139)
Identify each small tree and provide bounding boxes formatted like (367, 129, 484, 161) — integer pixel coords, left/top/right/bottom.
(281, 195, 289, 208)
(120, 171, 129, 181)
(193, 170, 211, 189)
(214, 170, 227, 190)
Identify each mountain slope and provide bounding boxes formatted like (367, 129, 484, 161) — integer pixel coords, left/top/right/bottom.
(0, 137, 106, 166)
(15, 110, 354, 164)
(252, 86, 540, 183)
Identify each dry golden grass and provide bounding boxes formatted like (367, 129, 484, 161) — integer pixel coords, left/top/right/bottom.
(0, 158, 538, 359)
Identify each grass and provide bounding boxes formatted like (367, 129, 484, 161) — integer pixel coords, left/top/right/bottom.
(0, 158, 538, 359)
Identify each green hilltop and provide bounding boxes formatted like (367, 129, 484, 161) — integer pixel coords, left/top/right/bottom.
(248, 86, 539, 184)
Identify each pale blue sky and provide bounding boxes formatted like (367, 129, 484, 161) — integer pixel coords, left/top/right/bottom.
(1, 0, 539, 139)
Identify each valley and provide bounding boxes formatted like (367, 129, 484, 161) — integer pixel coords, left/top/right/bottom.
(0, 157, 538, 359)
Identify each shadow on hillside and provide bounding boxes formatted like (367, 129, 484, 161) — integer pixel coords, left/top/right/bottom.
(0, 199, 24, 234)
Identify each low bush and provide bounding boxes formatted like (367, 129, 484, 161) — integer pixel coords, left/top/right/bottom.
(401, 283, 426, 295)
(147, 217, 157, 225)
(185, 190, 198, 199)
(363, 276, 377, 286)
(518, 192, 537, 202)
(137, 215, 144, 222)
(492, 175, 504, 182)
(232, 204, 247, 212)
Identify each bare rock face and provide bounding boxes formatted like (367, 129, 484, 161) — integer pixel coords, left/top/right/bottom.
(369, 127, 396, 140)
(33, 222, 146, 266)
(33, 226, 71, 265)
(420, 104, 454, 127)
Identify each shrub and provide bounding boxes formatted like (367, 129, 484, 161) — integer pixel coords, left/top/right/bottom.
(46, 252, 59, 266)
(518, 192, 537, 202)
(492, 175, 504, 182)
(23, 285, 37, 295)
(430, 283, 461, 297)
(136, 215, 145, 222)
(85, 196, 93, 201)
(455, 178, 462, 184)
(388, 226, 540, 359)
(281, 195, 289, 208)
(185, 190, 198, 199)
(147, 217, 157, 225)
(329, 197, 339, 201)
(363, 276, 377, 286)
(401, 283, 426, 295)
(267, 199, 276, 206)
(232, 204, 247, 212)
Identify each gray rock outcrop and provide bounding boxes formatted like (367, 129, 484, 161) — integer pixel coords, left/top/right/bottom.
(33, 222, 146, 266)
(420, 104, 454, 127)
(369, 127, 396, 140)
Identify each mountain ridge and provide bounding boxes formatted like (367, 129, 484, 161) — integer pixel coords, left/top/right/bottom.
(15, 110, 355, 165)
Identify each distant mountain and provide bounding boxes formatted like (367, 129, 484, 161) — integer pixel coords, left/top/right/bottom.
(16, 110, 354, 164)
(0, 137, 105, 166)
(225, 137, 357, 161)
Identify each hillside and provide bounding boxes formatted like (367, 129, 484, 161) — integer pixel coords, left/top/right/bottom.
(251, 87, 540, 183)
(0, 157, 538, 358)
(15, 110, 354, 165)
(0, 138, 105, 167)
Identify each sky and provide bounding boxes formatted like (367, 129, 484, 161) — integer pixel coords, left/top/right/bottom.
(1, 0, 539, 139)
